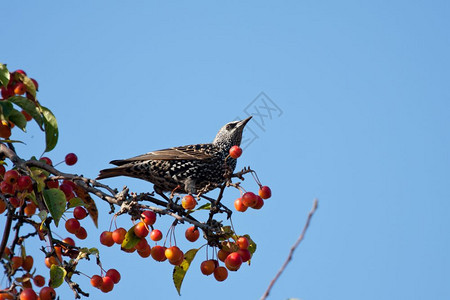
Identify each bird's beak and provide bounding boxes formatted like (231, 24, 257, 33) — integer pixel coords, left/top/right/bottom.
(238, 116, 252, 128)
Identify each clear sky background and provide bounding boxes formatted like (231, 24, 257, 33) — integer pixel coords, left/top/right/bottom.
(2, 1, 450, 299)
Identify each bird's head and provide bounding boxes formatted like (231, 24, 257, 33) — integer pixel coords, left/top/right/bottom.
(212, 116, 252, 149)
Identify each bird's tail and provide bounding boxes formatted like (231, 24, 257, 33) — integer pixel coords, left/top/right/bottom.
(96, 167, 129, 180)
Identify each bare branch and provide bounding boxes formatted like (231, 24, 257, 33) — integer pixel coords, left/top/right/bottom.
(260, 199, 319, 300)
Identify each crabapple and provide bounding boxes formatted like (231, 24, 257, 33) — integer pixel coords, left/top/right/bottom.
(151, 245, 167, 262)
(150, 229, 162, 241)
(229, 145, 242, 159)
(105, 269, 121, 284)
(64, 153, 78, 166)
(200, 260, 216, 275)
(73, 206, 87, 220)
(185, 226, 200, 242)
(65, 218, 80, 234)
(141, 210, 156, 226)
(259, 185, 272, 199)
(181, 195, 197, 210)
(112, 228, 127, 244)
(242, 192, 258, 208)
(234, 197, 248, 212)
(100, 231, 115, 247)
(90, 275, 102, 288)
(214, 266, 228, 282)
(39, 287, 56, 300)
(100, 276, 114, 293)
(134, 222, 149, 238)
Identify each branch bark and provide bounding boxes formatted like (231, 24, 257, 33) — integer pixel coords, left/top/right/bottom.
(260, 198, 319, 300)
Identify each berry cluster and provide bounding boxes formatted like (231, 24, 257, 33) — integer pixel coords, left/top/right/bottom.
(0, 69, 39, 139)
(90, 269, 121, 293)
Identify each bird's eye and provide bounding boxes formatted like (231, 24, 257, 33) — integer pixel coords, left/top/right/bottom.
(226, 123, 236, 131)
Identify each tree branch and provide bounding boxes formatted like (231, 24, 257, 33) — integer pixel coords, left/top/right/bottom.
(260, 198, 319, 300)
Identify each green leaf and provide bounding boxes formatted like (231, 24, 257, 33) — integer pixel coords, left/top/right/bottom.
(8, 109, 27, 132)
(41, 106, 58, 152)
(49, 265, 67, 288)
(0, 101, 13, 118)
(9, 96, 44, 128)
(121, 225, 141, 249)
(67, 197, 85, 208)
(195, 203, 211, 210)
(0, 64, 9, 88)
(173, 248, 199, 296)
(22, 76, 36, 99)
(43, 189, 66, 227)
(0, 139, 25, 144)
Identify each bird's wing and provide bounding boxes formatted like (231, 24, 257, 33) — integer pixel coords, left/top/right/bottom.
(110, 144, 214, 166)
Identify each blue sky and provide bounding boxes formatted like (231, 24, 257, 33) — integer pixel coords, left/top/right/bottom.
(2, 1, 450, 299)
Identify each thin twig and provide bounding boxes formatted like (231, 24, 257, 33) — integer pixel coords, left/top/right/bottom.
(260, 198, 319, 300)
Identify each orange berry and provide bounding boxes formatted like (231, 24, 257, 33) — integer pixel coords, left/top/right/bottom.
(185, 226, 200, 242)
(181, 195, 197, 210)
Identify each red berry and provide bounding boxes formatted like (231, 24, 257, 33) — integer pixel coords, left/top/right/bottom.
(218, 249, 230, 262)
(65, 153, 78, 166)
(234, 197, 248, 212)
(112, 228, 127, 244)
(14, 69, 27, 76)
(0, 181, 14, 195)
(105, 269, 121, 284)
(242, 192, 258, 208)
(24, 202, 37, 216)
(11, 256, 23, 270)
(59, 183, 73, 199)
(90, 275, 103, 288)
(237, 248, 251, 262)
(141, 210, 156, 226)
(259, 185, 272, 199)
(62, 237, 76, 247)
(19, 288, 37, 300)
(4, 169, 19, 185)
(73, 206, 87, 220)
(75, 227, 87, 239)
(252, 195, 264, 209)
(100, 276, 114, 293)
(151, 245, 167, 262)
(137, 243, 152, 258)
(9, 197, 24, 208)
(13, 83, 26, 95)
(100, 231, 114, 247)
(17, 175, 32, 191)
(40, 157, 52, 165)
(22, 255, 34, 271)
(39, 287, 56, 300)
(134, 222, 149, 238)
(185, 226, 200, 242)
(229, 145, 243, 159)
(200, 259, 216, 275)
(30, 78, 38, 90)
(150, 229, 162, 241)
(65, 218, 80, 234)
(134, 237, 149, 251)
(225, 252, 242, 271)
(33, 275, 45, 287)
(46, 179, 59, 189)
(214, 266, 228, 282)
(236, 236, 249, 249)
(181, 195, 197, 210)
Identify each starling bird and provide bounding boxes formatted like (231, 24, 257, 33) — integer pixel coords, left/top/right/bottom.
(97, 116, 252, 195)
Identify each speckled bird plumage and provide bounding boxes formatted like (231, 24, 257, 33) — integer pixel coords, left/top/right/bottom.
(97, 117, 252, 194)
